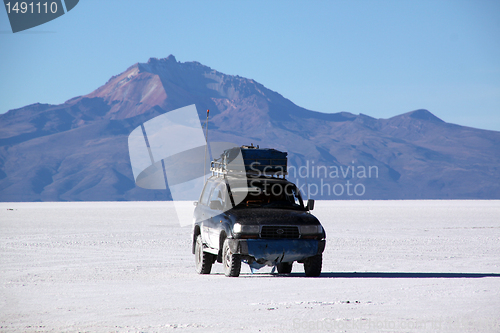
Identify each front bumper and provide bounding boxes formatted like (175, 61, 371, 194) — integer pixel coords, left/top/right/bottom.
(228, 238, 325, 264)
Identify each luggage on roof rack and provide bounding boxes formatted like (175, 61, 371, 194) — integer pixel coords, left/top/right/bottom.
(211, 144, 287, 178)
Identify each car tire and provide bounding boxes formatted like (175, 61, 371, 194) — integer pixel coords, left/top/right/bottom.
(223, 238, 241, 277)
(277, 262, 293, 274)
(304, 254, 322, 277)
(195, 235, 213, 274)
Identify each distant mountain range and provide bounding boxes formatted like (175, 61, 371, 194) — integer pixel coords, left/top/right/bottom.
(1, 55, 499, 201)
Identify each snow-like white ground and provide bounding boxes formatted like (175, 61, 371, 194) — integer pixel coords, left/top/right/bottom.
(1, 201, 499, 333)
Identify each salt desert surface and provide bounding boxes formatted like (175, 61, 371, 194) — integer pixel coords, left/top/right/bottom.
(1, 201, 499, 332)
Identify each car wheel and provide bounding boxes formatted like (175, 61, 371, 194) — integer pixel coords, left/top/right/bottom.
(304, 254, 322, 277)
(223, 238, 241, 277)
(195, 235, 213, 274)
(277, 262, 293, 274)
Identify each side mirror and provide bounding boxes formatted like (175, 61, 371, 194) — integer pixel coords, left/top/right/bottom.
(209, 200, 223, 211)
(306, 199, 315, 211)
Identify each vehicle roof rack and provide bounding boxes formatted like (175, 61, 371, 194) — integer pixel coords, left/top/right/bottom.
(210, 144, 288, 179)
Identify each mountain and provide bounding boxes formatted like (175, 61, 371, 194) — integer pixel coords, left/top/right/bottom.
(1, 55, 499, 201)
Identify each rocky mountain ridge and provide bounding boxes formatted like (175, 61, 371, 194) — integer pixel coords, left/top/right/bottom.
(1, 55, 499, 201)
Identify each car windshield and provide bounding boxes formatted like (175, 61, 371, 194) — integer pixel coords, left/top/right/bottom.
(232, 179, 305, 210)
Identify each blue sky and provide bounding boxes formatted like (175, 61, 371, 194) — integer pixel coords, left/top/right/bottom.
(1, 0, 499, 131)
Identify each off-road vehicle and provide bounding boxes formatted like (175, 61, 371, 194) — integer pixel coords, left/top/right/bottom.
(192, 145, 326, 277)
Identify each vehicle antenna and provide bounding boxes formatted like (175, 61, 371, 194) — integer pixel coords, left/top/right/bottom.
(304, 174, 310, 211)
(203, 109, 210, 182)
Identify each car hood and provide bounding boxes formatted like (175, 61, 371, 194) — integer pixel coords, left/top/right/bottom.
(226, 208, 320, 226)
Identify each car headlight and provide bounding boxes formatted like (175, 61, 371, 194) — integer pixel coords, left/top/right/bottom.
(300, 225, 323, 235)
(233, 223, 260, 234)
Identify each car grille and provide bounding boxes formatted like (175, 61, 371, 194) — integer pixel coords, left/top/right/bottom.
(260, 226, 300, 239)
